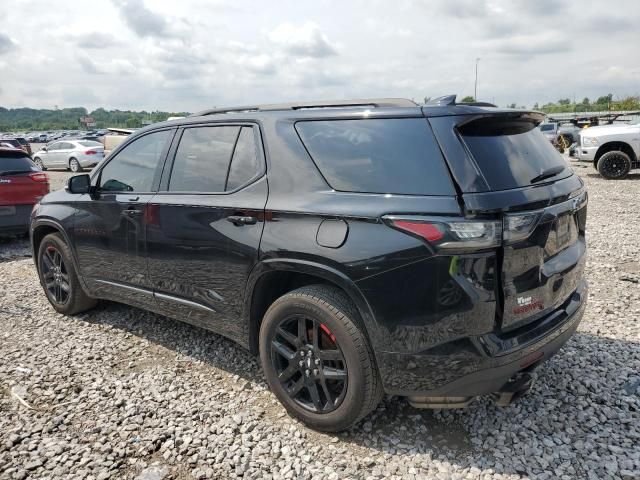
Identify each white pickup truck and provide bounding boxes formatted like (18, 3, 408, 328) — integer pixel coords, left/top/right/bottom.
(576, 119, 640, 179)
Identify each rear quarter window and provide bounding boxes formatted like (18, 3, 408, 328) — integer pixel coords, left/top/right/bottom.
(459, 118, 571, 191)
(295, 118, 455, 196)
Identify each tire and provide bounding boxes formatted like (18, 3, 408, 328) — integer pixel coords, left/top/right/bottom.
(558, 135, 571, 150)
(37, 233, 97, 315)
(69, 158, 82, 172)
(597, 150, 631, 179)
(33, 157, 46, 171)
(259, 285, 383, 432)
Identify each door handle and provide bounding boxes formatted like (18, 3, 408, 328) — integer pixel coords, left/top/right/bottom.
(122, 209, 143, 217)
(227, 215, 258, 226)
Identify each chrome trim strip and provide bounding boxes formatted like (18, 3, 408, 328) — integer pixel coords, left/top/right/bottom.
(94, 279, 154, 297)
(154, 292, 218, 313)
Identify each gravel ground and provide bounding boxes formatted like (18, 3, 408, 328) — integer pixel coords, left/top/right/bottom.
(1, 162, 639, 480)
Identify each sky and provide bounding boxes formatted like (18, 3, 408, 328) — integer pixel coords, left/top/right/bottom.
(1, 0, 639, 112)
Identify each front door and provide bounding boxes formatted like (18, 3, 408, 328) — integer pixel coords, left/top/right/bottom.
(73, 129, 175, 307)
(146, 124, 267, 341)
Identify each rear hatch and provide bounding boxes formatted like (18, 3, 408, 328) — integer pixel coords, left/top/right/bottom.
(0, 153, 50, 206)
(431, 112, 587, 331)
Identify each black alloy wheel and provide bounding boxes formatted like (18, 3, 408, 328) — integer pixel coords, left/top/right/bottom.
(259, 285, 383, 431)
(40, 245, 70, 305)
(37, 233, 97, 315)
(271, 315, 348, 413)
(597, 150, 631, 179)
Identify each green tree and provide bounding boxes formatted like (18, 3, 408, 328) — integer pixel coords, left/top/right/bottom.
(558, 98, 571, 105)
(460, 96, 476, 103)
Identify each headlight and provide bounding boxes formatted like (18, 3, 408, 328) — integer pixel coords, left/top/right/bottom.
(581, 137, 599, 147)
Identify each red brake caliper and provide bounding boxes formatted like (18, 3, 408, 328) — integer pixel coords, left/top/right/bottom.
(319, 323, 336, 344)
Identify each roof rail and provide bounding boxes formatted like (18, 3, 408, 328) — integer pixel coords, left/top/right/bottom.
(424, 95, 497, 108)
(190, 98, 418, 117)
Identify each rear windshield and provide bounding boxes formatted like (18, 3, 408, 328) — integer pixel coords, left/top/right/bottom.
(0, 156, 38, 174)
(295, 118, 454, 195)
(14, 138, 28, 145)
(459, 118, 571, 191)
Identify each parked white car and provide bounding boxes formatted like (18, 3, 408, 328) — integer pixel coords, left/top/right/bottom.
(576, 119, 640, 179)
(32, 140, 104, 172)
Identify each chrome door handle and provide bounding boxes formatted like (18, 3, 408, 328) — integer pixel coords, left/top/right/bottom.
(122, 209, 143, 217)
(227, 215, 257, 226)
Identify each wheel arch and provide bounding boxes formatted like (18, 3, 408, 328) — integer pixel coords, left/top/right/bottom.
(31, 219, 88, 291)
(244, 259, 378, 356)
(594, 141, 637, 164)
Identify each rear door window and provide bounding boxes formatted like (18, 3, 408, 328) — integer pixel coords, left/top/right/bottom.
(169, 126, 239, 192)
(295, 118, 455, 195)
(459, 118, 571, 191)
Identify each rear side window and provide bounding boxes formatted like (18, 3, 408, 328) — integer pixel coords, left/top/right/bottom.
(459, 118, 570, 191)
(295, 118, 454, 195)
(169, 126, 239, 192)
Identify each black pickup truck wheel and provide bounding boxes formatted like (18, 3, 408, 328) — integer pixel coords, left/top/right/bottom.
(597, 151, 631, 179)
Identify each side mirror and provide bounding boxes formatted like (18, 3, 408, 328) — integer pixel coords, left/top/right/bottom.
(66, 174, 91, 194)
(42, 146, 48, 151)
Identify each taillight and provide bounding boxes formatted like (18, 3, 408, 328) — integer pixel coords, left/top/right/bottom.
(502, 211, 542, 244)
(85, 150, 97, 155)
(29, 172, 48, 182)
(383, 216, 501, 250)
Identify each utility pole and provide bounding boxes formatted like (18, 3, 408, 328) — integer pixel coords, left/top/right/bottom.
(474, 58, 480, 101)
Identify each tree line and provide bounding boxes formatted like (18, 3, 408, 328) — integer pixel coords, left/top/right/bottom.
(456, 94, 640, 113)
(2, 95, 639, 131)
(0, 107, 190, 131)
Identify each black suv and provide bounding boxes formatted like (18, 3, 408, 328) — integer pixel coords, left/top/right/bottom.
(31, 96, 588, 432)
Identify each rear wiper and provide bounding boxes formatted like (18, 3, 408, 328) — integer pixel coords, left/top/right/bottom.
(530, 165, 566, 184)
(0, 170, 29, 176)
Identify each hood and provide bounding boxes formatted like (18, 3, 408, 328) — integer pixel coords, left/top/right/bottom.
(580, 123, 639, 137)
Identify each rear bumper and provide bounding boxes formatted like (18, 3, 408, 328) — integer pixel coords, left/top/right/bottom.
(0, 204, 34, 235)
(378, 280, 587, 398)
(78, 157, 101, 168)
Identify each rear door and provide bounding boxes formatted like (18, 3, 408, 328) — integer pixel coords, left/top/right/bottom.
(432, 113, 587, 331)
(147, 123, 267, 340)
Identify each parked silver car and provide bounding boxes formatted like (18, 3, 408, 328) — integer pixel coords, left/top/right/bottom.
(33, 140, 104, 172)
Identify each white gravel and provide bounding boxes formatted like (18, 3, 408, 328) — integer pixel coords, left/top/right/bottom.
(1, 163, 639, 480)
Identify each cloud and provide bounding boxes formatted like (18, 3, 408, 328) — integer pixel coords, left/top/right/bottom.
(267, 22, 338, 58)
(112, 0, 172, 38)
(493, 34, 573, 56)
(74, 32, 120, 49)
(0, 33, 17, 55)
(436, 0, 490, 18)
(77, 55, 104, 74)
